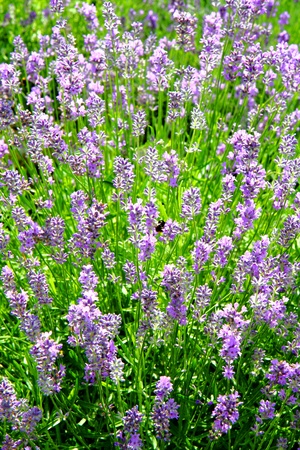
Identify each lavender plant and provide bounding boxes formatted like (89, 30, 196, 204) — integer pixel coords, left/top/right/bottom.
(1, 0, 300, 448)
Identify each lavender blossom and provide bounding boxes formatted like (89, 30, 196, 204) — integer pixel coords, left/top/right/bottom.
(138, 233, 156, 261)
(115, 406, 143, 449)
(132, 110, 147, 137)
(231, 236, 270, 293)
(279, 12, 290, 27)
(279, 133, 297, 158)
(228, 130, 260, 168)
(276, 438, 288, 450)
(218, 327, 241, 379)
(79, 264, 99, 291)
(278, 31, 289, 44)
(0, 378, 42, 438)
(154, 376, 173, 401)
(102, 1, 121, 34)
(75, 128, 105, 178)
(272, 158, 300, 210)
(117, 31, 144, 78)
(233, 199, 261, 239)
(265, 359, 292, 387)
(70, 190, 89, 220)
(190, 106, 207, 130)
(50, 0, 65, 13)
(113, 156, 135, 198)
(211, 391, 242, 438)
(137, 288, 158, 321)
(44, 216, 67, 263)
(67, 278, 123, 384)
(5, 289, 28, 320)
(85, 93, 105, 129)
(161, 263, 189, 325)
(202, 199, 225, 243)
(250, 294, 287, 329)
(162, 150, 180, 187)
(192, 239, 213, 273)
(142, 146, 168, 183)
(30, 332, 65, 395)
(256, 400, 276, 423)
(76, 2, 99, 30)
(101, 247, 117, 269)
(181, 187, 201, 220)
(239, 161, 266, 200)
(70, 198, 109, 259)
(213, 236, 233, 268)
(0, 139, 9, 159)
(0, 378, 21, 424)
(123, 261, 137, 284)
(144, 200, 159, 232)
(18, 221, 44, 254)
(0, 223, 10, 251)
(126, 198, 145, 246)
(0, 169, 31, 197)
(151, 376, 179, 442)
(26, 52, 45, 83)
(1, 266, 16, 291)
(20, 312, 41, 342)
(28, 269, 53, 305)
(278, 214, 300, 247)
(216, 304, 249, 379)
(88, 48, 107, 79)
(11, 36, 28, 65)
(145, 10, 158, 30)
(1, 434, 23, 449)
(173, 10, 198, 52)
(147, 46, 174, 92)
(158, 219, 182, 243)
(55, 35, 85, 105)
(192, 284, 212, 321)
(167, 90, 185, 122)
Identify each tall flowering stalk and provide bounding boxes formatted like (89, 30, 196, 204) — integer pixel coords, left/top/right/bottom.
(66, 265, 124, 384)
(151, 377, 179, 442)
(30, 332, 66, 395)
(0, 379, 42, 448)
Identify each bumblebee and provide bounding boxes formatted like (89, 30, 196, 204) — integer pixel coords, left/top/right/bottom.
(155, 220, 166, 233)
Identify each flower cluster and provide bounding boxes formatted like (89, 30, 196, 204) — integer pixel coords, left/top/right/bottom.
(1, 0, 300, 447)
(30, 332, 65, 395)
(66, 265, 123, 384)
(0, 378, 42, 447)
(215, 304, 249, 379)
(151, 376, 179, 442)
(161, 262, 190, 325)
(115, 406, 143, 449)
(211, 391, 242, 438)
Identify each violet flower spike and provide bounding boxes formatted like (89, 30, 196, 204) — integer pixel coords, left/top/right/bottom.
(151, 376, 179, 442)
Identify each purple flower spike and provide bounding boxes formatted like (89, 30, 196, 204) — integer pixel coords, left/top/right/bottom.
(151, 376, 179, 442)
(113, 156, 135, 196)
(181, 187, 201, 221)
(256, 400, 276, 423)
(115, 406, 143, 449)
(192, 239, 213, 273)
(162, 150, 180, 187)
(154, 376, 173, 401)
(30, 331, 65, 395)
(211, 391, 242, 438)
(173, 10, 198, 52)
(0, 379, 42, 442)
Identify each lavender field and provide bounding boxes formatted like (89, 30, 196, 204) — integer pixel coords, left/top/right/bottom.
(1, 0, 300, 448)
